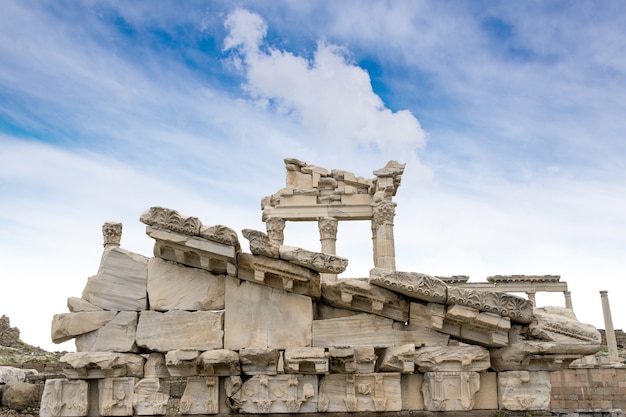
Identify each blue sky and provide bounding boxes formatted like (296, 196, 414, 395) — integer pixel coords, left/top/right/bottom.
(1, 1, 626, 351)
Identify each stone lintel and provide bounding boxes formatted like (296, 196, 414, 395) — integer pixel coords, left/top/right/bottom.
(262, 205, 373, 221)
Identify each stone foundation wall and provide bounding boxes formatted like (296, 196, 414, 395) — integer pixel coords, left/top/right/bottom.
(551, 368, 626, 410)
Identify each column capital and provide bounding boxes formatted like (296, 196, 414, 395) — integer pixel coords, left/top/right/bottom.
(318, 217, 338, 240)
(102, 222, 122, 247)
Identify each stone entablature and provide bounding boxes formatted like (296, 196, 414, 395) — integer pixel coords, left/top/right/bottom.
(45, 159, 603, 415)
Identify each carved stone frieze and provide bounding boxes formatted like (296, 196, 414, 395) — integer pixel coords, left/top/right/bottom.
(241, 229, 280, 258)
(318, 373, 402, 412)
(414, 345, 490, 372)
(441, 304, 511, 347)
(179, 376, 219, 415)
(283, 347, 329, 374)
(140, 207, 200, 235)
(447, 286, 534, 323)
(421, 371, 480, 411)
(235, 374, 318, 413)
(99, 377, 136, 416)
(237, 252, 321, 299)
(321, 278, 409, 322)
(529, 306, 602, 344)
(328, 346, 377, 374)
(370, 268, 448, 303)
(102, 222, 122, 247)
(40, 379, 89, 417)
(497, 371, 551, 411)
(60, 352, 144, 379)
(279, 245, 348, 274)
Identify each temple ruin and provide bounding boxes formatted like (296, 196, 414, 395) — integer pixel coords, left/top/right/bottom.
(43, 158, 603, 416)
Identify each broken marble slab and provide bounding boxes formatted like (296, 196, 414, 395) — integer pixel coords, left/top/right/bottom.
(224, 276, 312, 350)
(40, 379, 89, 417)
(440, 304, 511, 347)
(198, 349, 240, 376)
(284, 347, 329, 374)
(414, 345, 490, 372)
(422, 371, 480, 411)
(328, 347, 377, 374)
(241, 229, 279, 258)
(497, 370, 551, 410)
(234, 374, 318, 414)
(320, 278, 409, 322)
(528, 306, 602, 344)
(377, 344, 415, 373)
(136, 310, 224, 352)
(447, 286, 534, 323)
(278, 245, 348, 274)
(165, 349, 200, 377)
(142, 353, 170, 378)
(75, 311, 138, 352)
(147, 257, 225, 311)
(99, 377, 135, 416)
(318, 373, 402, 412)
(146, 226, 237, 276)
(237, 252, 320, 299)
(369, 268, 447, 303)
(81, 246, 148, 311)
(51, 311, 117, 344)
(133, 377, 169, 416)
(239, 348, 280, 376)
(66, 297, 103, 312)
(61, 352, 144, 379)
(179, 376, 219, 415)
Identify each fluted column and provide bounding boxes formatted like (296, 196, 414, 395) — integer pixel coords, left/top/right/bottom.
(265, 217, 286, 245)
(371, 199, 397, 270)
(600, 291, 619, 363)
(318, 217, 339, 282)
(102, 222, 122, 248)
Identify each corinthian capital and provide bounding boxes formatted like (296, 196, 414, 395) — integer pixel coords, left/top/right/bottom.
(372, 200, 396, 228)
(102, 222, 122, 247)
(318, 217, 338, 240)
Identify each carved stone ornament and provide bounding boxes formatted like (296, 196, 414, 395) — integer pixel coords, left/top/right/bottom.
(497, 371, 551, 411)
(236, 374, 318, 413)
(241, 229, 280, 258)
(421, 371, 480, 411)
(98, 377, 135, 416)
(318, 373, 401, 412)
(371, 199, 396, 228)
(318, 217, 338, 240)
(528, 306, 602, 344)
(447, 286, 534, 323)
(102, 222, 122, 247)
(199, 224, 240, 249)
(279, 245, 348, 274)
(265, 217, 286, 244)
(179, 376, 219, 415)
(369, 268, 448, 303)
(139, 207, 200, 235)
(40, 379, 89, 417)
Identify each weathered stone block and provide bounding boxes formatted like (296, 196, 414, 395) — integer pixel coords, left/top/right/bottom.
(147, 257, 225, 311)
(369, 268, 447, 303)
(75, 311, 138, 352)
(414, 345, 490, 372)
(136, 310, 224, 352)
(498, 370, 551, 410)
(51, 311, 117, 344)
(165, 349, 200, 377)
(474, 372, 498, 409)
(447, 286, 534, 323)
(400, 374, 424, 410)
(284, 347, 329, 374)
(99, 377, 136, 416)
(318, 373, 401, 412)
(328, 346, 377, 374)
(279, 245, 348, 274)
(234, 374, 318, 413)
(143, 353, 170, 378)
(241, 229, 280, 258)
(66, 297, 103, 312)
(61, 352, 144, 379)
(239, 348, 280, 376)
(133, 377, 169, 416)
(377, 344, 415, 373)
(199, 349, 240, 376)
(422, 371, 480, 411)
(40, 379, 89, 417)
(224, 277, 312, 350)
(180, 376, 219, 414)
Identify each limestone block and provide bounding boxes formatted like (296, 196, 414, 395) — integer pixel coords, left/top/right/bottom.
(414, 345, 490, 372)
(199, 349, 240, 376)
(236, 374, 318, 413)
(67, 297, 103, 312)
(237, 253, 320, 299)
(146, 226, 236, 276)
(497, 371, 551, 410)
(0, 366, 27, 385)
(239, 348, 281, 376)
(81, 247, 148, 311)
(321, 278, 409, 322)
(224, 277, 312, 350)
(133, 378, 169, 415)
(474, 372, 498, 410)
(179, 376, 219, 414)
(147, 257, 225, 311)
(447, 286, 534, 323)
(40, 379, 89, 417)
(328, 347, 377, 374)
(377, 344, 415, 373)
(75, 311, 138, 352)
(441, 304, 510, 347)
(318, 373, 401, 412)
(136, 310, 224, 352)
(284, 347, 329, 374)
(422, 371, 480, 411)
(400, 374, 424, 410)
(165, 349, 200, 377)
(529, 306, 602, 344)
(279, 245, 348, 274)
(143, 353, 170, 378)
(61, 352, 144, 379)
(99, 377, 136, 416)
(369, 268, 447, 303)
(241, 229, 279, 258)
(314, 313, 436, 348)
(51, 311, 117, 344)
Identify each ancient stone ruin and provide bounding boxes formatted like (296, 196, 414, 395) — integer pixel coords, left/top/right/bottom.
(45, 158, 602, 416)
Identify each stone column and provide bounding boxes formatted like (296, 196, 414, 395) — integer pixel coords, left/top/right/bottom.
(371, 199, 397, 270)
(600, 291, 619, 363)
(318, 217, 338, 283)
(526, 291, 536, 307)
(265, 217, 286, 245)
(564, 291, 573, 311)
(102, 222, 122, 248)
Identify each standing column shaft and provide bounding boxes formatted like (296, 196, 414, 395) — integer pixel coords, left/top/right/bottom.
(600, 291, 619, 363)
(318, 217, 338, 283)
(564, 291, 574, 311)
(527, 291, 536, 307)
(372, 200, 397, 270)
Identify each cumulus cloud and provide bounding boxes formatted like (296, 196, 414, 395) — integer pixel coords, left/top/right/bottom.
(223, 8, 426, 165)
